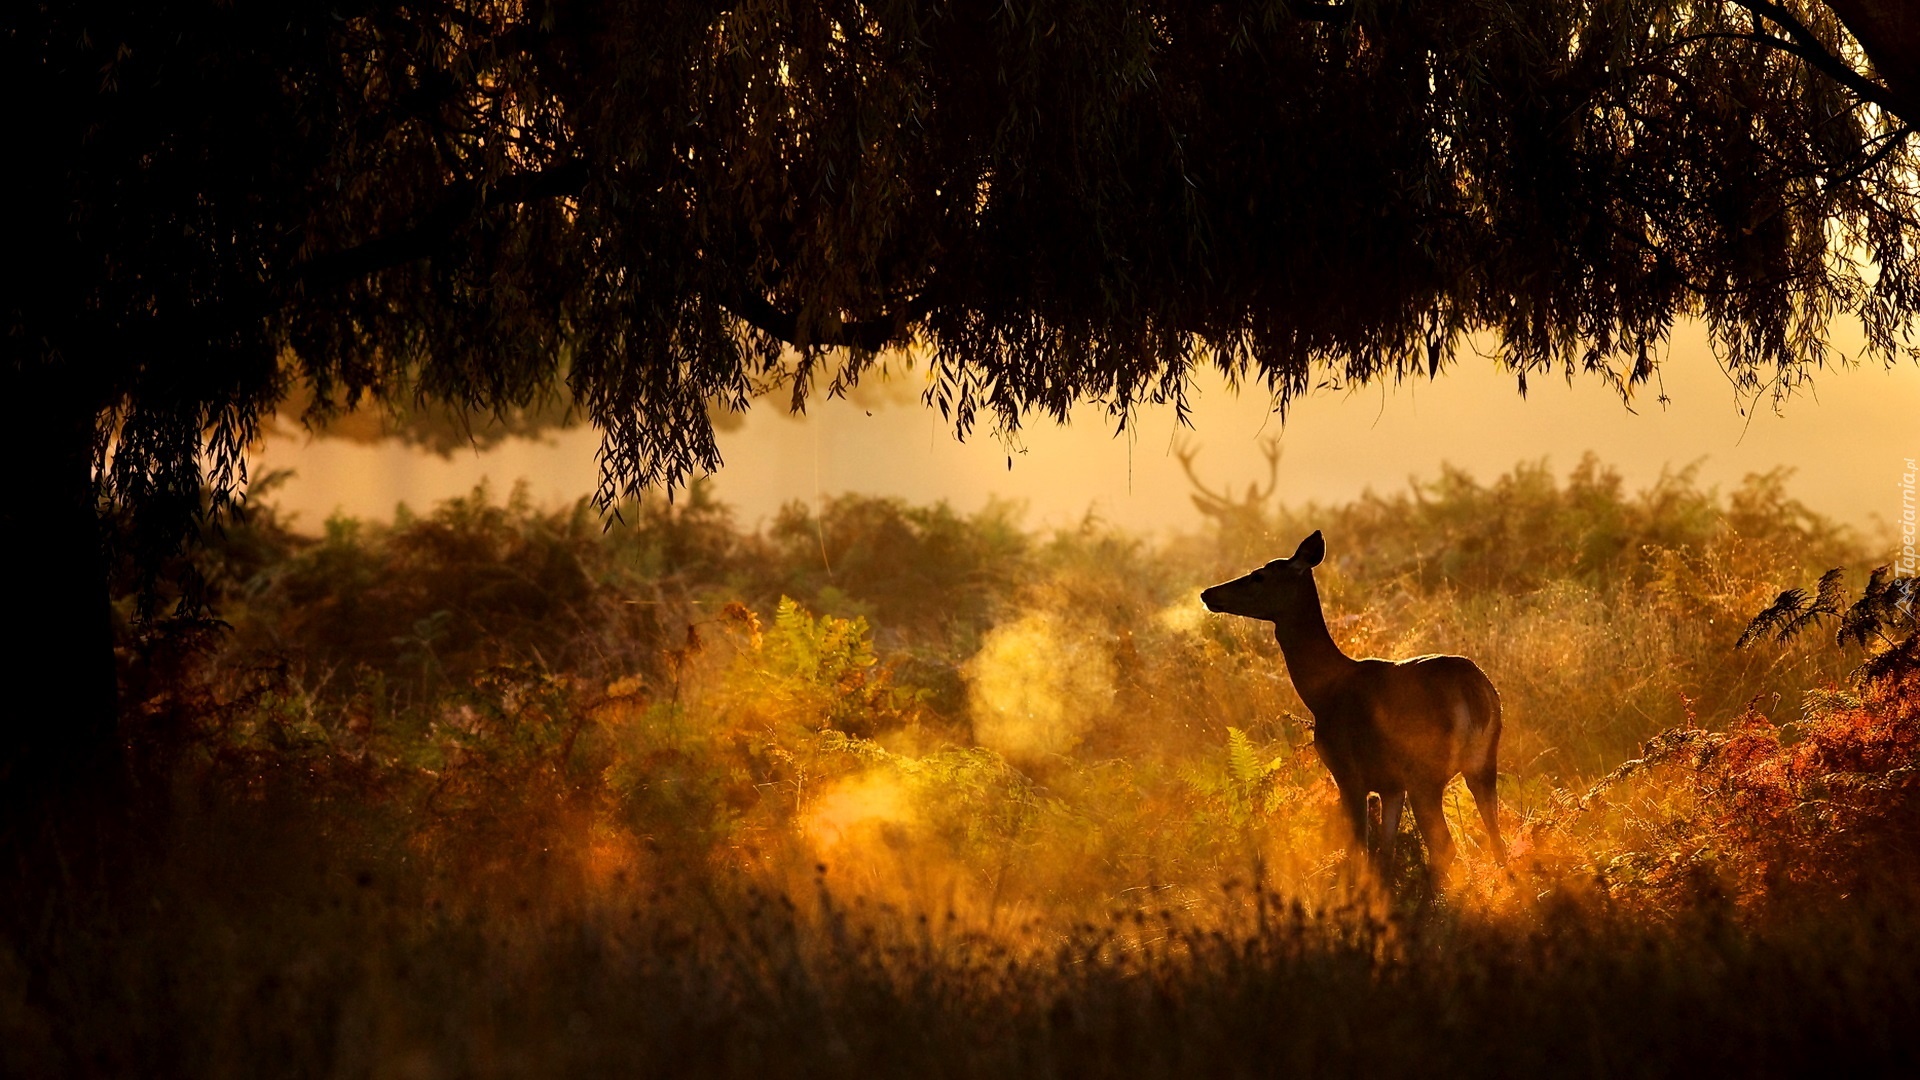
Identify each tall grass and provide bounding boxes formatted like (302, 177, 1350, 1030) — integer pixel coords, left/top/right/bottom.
(8, 456, 1917, 1077)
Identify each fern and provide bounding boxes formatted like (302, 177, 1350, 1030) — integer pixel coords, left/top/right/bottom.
(1739, 565, 1919, 683)
(1839, 566, 1917, 648)
(1735, 569, 1846, 649)
(743, 596, 907, 735)
(1225, 727, 1262, 800)
(1187, 726, 1290, 831)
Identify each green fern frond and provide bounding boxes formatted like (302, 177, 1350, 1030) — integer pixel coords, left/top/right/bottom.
(1226, 726, 1260, 792)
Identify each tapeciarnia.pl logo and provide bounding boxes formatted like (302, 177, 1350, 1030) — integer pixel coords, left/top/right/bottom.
(1900, 458, 1916, 620)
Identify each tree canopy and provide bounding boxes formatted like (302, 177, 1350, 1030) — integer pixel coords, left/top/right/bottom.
(13, 2, 1920, 519)
(8, 1, 1920, 779)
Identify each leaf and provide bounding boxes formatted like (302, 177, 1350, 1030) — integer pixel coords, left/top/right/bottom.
(1737, 568, 1846, 648)
(1226, 726, 1259, 793)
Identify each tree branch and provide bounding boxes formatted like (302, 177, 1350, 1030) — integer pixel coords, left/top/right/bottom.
(1823, 0, 1920, 119)
(719, 286, 928, 352)
(1728, 0, 1913, 122)
(291, 159, 588, 293)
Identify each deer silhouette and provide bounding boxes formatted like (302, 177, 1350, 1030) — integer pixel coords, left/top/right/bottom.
(1201, 531, 1506, 881)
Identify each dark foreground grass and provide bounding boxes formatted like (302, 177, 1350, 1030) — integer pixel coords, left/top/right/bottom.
(6, 775, 1919, 1080)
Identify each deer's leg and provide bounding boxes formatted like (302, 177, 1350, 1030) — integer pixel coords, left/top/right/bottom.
(1466, 768, 1508, 865)
(1376, 789, 1405, 876)
(1338, 782, 1370, 872)
(1408, 784, 1456, 883)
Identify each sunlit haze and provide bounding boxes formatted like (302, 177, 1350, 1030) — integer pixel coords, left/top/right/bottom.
(255, 320, 1920, 540)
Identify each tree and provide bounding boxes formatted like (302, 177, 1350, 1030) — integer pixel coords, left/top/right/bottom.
(7, 0, 1920, 793)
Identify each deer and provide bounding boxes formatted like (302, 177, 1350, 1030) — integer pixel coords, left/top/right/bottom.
(1201, 530, 1506, 883)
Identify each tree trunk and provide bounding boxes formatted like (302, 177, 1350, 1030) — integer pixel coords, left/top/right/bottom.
(0, 370, 117, 817)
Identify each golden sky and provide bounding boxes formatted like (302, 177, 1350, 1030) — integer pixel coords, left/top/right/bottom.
(254, 320, 1920, 542)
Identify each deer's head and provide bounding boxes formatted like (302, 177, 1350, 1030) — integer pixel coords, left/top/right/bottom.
(1200, 531, 1325, 622)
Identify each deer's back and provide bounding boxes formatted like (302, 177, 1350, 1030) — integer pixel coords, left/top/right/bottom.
(1308, 654, 1500, 790)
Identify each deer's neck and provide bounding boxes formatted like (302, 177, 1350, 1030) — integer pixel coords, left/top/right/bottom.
(1273, 579, 1355, 705)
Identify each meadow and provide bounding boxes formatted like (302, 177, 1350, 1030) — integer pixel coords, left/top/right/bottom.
(7, 453, 1918, 1078)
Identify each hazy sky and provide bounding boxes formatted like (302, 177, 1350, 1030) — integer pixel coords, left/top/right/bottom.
(254, 319, 1919, 541)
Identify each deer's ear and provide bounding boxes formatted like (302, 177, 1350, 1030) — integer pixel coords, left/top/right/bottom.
(1293, 530, 1325, 568)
